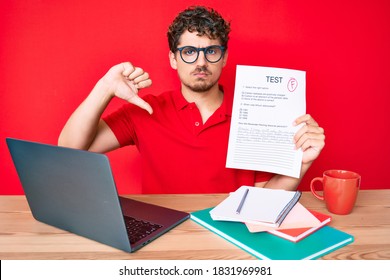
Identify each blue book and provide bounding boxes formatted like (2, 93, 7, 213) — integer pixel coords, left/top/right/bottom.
(191, 207, 354, 260)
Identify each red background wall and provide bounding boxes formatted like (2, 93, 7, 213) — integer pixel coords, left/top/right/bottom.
(1, 0, 389, 194)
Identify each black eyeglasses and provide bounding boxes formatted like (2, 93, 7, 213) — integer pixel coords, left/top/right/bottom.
(176, 45, 226, 64)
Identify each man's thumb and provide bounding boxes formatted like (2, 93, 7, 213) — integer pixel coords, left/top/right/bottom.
(127, 95, 153, 115)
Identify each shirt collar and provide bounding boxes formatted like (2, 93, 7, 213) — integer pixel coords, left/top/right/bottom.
(172, 88, 189, 111)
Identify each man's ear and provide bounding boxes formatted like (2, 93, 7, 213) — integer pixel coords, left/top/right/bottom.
(169, 51, 178, 70)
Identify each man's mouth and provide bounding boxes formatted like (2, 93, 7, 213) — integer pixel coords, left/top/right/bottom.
(192, 67, 211, 78)
(194, 71, 208, 78)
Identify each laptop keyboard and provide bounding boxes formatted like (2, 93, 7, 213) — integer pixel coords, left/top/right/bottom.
(123, 216, 163, 245)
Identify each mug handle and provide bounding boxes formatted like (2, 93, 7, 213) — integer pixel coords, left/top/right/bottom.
(310, 177, 324, 200)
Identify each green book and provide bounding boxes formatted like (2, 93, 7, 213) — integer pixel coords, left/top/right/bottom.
(191, 207, 354, 260)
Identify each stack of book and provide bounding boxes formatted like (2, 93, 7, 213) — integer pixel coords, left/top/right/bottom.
(191, 186, 354, 260)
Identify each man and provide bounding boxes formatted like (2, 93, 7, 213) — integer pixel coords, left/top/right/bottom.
(58, 6, 325, 194)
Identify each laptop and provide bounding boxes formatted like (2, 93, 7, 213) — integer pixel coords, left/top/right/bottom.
(6, 138, 190, 253)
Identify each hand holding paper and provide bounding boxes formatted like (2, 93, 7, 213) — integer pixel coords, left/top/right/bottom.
(293, 114, 325, 164)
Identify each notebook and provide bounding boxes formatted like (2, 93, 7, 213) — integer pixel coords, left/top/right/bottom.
(210, 186, 301, 227)
(265, 210, 332, 242)
(245, 202, 332, 242)
(191, 207, 353, 260)
(245, 202, 321, 230)
(6, 138, 190, 253)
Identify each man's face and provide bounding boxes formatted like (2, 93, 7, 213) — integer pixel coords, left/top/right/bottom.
(169, 30, 228, 93)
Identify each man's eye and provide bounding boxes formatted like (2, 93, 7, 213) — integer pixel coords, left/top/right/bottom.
(183, 48, 197, 56)
(206, 48, 217, 55)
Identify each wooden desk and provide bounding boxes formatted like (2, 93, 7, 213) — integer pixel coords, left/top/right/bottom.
(0, 190, 389, 260)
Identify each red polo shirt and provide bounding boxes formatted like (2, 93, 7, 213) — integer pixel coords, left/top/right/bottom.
(103, 88, 273, 194)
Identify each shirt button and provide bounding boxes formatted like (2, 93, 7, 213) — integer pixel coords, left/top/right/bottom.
(195, 122, 200, 126)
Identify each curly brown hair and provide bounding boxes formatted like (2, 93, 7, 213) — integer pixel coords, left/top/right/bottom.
(167, 6, 231, 52)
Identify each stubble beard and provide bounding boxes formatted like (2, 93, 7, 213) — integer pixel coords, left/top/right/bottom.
(186, 79, 216, 92)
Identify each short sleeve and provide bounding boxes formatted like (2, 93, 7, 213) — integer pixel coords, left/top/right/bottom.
(103, 104, 137, 147)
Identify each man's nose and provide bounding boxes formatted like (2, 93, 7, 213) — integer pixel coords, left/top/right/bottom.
(196, 50, 208, 65)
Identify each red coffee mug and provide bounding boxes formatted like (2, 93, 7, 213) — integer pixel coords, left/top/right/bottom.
(310, 170, 361, 215)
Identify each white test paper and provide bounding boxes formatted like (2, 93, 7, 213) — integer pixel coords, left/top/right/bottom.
(226, 65, 306, 178)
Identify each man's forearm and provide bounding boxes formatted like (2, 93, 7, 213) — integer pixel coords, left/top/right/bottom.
(58, 79, 113, 150)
